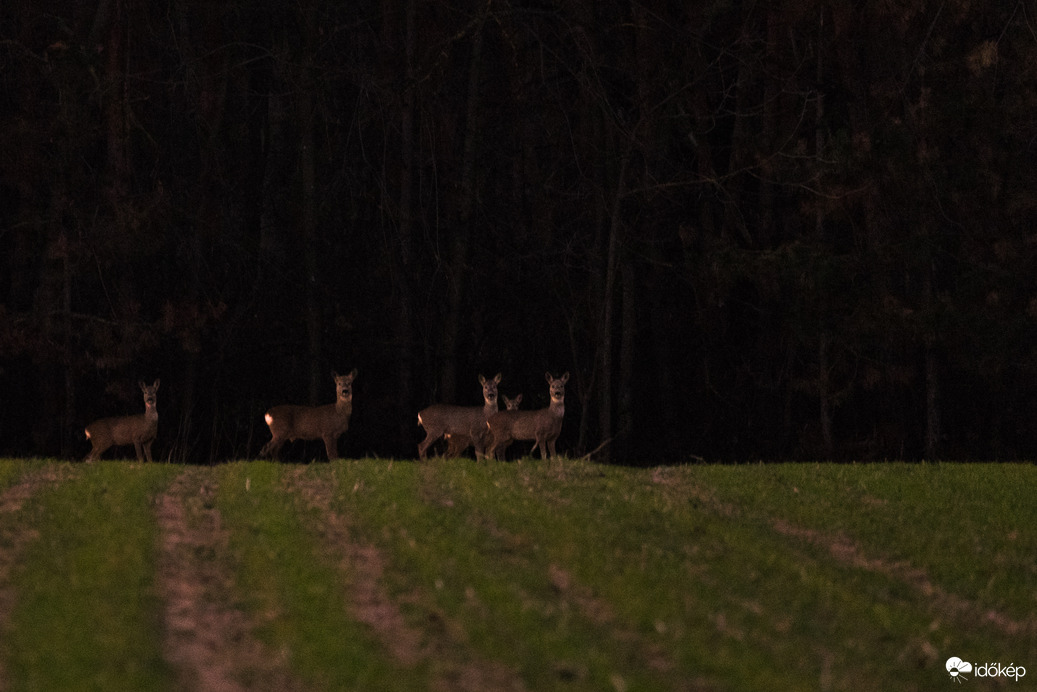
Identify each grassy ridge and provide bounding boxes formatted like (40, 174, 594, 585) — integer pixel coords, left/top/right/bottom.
(331, 461, 660, 690)
(0, 459, 26, 491)
(0, 458, 1033, 691)
(333, 460, 1037, 690)
(2, 461, 179, 691)
(695, 463, 1037, 670)
(695, 463, 1037, 616)
(215, 461, 411, 690)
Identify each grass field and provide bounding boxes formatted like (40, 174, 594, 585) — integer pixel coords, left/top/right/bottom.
(0, 458, 1033, 691)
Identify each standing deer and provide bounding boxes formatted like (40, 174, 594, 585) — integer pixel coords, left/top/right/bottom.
(485, 372, 568, 460)
(417, 373, 501, 460)
(84, 379, 161, 462)
(445, 393, 522, 458)
(260, 369, 357, 460)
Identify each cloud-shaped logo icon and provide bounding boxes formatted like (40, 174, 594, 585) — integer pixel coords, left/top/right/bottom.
(946, 657, 972, 682)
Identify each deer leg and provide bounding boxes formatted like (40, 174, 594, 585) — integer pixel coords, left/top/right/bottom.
(143, 440, 154, 463)
(485, 431, 507, 461)
(534, 435, 549, 460)
(323, 435, 339, 460)
(470, 424, 488, 460)
(417, 430, 441, 461)
(483, 427, 507, 461)
(447, 433, 476, 457)
(260, 437, 282, 458)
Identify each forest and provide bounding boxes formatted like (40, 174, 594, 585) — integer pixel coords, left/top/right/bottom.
(2, 0, 1036, 463)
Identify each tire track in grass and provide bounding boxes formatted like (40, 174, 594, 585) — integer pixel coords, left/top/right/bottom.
(544, 563, 676, 675)
(284, 467, 526, 692)
(421, 462, 721, 692)
(452, 507, 692, 688)
(670, 465, 1037, 648)
(655, 468, 1035, 636)
(667, 470, 1037, 653)
(0, 464, 79, 692)
(770, 518, 1037, 638)
(156, 467, 303, 692)
(453, 465, 719, 691)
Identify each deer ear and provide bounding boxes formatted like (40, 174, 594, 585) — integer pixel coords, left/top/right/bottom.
(153, 379, 161, 389)
(348, 368, 357, 380)
(545, 372, 553, 383)
(479, 374, 487, 384)
(139, 381, 147, 391)
(560, 372, 569, 383)
(515, 394, 522, 403)
(493, 372, 502, 383)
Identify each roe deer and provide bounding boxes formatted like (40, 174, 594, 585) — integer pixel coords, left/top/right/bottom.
(84, 379, 161, 462)
(417, 373, 501, 460)
(486, 372, 568, 460)
(260, 369, 357, 460)
(445, 393, 522, 458)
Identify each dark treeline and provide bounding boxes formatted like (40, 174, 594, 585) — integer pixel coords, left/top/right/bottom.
(2, 1, 1036, 463)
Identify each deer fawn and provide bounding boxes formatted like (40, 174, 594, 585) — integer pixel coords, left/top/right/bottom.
(417, 373, 501, 460)
(445, 393, 522, 458)
(84, 379, 161, 462)
(486, 372, 568, 460)
(260, 369, 357, 460)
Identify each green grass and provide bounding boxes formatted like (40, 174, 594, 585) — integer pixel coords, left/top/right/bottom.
(694, 462, 1037, 668)
(0, 458, 1034, 691)
(214, 461, 412, 690)
(696, 463, 1037, 607)
(328, 459, 1037, 691)
(329, 460, 652, 690)
(1, 461, 180, 692)
(0, 458, 46, 492)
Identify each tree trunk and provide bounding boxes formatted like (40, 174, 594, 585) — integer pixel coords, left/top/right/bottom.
(815, 7, 834, 458)
(599, 149, 631, 464)
(925, 342, 940, 459)
(297, 2, 322, 404)
(818, 327, 833, 457)
(61, 233, 74, 458)
(617, 256, 636, 454)
(924, 267, 940, 459)
(392, 0, 418, 454)
(439, 15, 484, 404)
(36, 221, 69, 456)
(102, 0, 129, 208)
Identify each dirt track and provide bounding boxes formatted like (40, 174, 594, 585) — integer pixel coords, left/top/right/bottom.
(156, 466, 529, 690)
(156, 467, 304, 692)
(0, 465, 526, 691)
(0, 462, 1032, 691)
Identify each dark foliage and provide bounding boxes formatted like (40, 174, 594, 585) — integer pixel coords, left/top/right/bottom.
(2, 1, 1036, 462)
